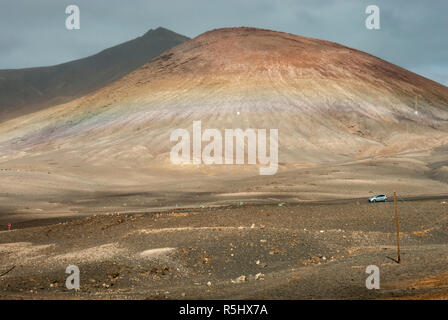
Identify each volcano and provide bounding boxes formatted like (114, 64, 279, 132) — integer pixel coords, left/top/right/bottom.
(0, 27, 189, 122)
(0, 27, 447, 207)
(1, 27, 447, 164)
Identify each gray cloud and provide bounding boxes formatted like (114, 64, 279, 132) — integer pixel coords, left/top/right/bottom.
(0, 0, 447, 85)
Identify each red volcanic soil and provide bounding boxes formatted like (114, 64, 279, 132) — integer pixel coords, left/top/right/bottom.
(0, 27, 446, 168)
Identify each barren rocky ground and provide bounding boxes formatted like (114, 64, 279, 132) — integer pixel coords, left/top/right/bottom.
(0, 195, 447, 300)
(0, 27, 447, 300)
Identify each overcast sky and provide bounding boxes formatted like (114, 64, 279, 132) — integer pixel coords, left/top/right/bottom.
(1, 0, 447, 86)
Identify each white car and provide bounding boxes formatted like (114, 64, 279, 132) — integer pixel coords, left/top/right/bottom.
(368, 194, 387, 202)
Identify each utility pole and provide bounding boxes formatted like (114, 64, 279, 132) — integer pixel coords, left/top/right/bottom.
(394, 191, 401, 263)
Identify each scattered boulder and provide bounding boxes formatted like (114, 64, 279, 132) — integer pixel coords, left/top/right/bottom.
(232, 275, 247, 283)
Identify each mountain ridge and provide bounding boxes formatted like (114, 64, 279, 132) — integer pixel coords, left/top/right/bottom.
(0, 27, 190, 122)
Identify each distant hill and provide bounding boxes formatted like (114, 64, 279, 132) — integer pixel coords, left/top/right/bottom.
(0, 27, 447, 169)
(0, 27, 189, 122)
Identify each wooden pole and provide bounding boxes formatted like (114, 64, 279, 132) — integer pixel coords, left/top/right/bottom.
(394, 191, 401, 263)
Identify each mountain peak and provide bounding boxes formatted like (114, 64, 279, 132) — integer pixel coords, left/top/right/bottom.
(0, 27, 189, 122)
(143, 26, 188, 39)
(0, 27, 447, 170)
